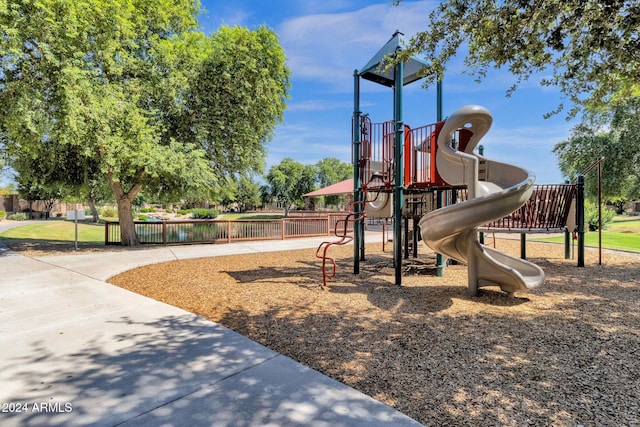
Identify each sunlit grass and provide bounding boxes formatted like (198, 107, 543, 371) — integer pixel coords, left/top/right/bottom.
(0, 220, 105, 243)
(1, 215, 637, 252)
(218, 213, 283, 220)
(533, 216, 640, 253)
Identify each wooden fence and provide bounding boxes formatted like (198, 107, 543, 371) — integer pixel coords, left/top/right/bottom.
(105, 214, 353, 245)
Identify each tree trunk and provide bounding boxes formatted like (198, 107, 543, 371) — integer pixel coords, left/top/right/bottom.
(116, 197, 139, 245)
(44, 199, 58, 220)
(87, 196, 99, 223)
(109, 179, 143, 246)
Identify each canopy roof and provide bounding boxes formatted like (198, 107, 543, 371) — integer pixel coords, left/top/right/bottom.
(304, 179, 354, 197)
(359, 30, 429, 87)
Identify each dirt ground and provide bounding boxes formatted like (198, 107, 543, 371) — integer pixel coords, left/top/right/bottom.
(102, 238, 640, 426)
(5, 235, 639, 426)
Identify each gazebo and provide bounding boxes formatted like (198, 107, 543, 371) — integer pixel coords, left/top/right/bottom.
(303, 179, 354, 198)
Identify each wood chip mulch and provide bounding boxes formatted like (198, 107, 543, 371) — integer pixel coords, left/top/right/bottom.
(102, 238, 640, 426)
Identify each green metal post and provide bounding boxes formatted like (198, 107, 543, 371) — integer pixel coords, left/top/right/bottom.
(577, 175, 585, 267)
(435, 191, 445, 276)
(564, 230, 571, 259)
(403, 217, 410, 259)
(448, 189, 459, 265)
(520, 233, 526, 259)
(478, 144, 485, 245)
(437, 79, 443, 122)
(353, 70, 361, 274)
(435, 78, 445, 276)
(393, 57, 404, 286)
(412, 207, 419, 258)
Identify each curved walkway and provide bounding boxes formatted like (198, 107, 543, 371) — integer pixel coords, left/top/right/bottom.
(0, 223, 420, 426)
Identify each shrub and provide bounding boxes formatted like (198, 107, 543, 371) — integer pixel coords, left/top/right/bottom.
(101, 206, 118, 217)
(177, 209, 192, 216)
(137, 214, 148, 221)
(585, 200, 615, 231)
(0, 210, 5, 220)
(165, 208, 173, 213)
(8, 212, 28, 221)
(140, 207, 154, 213)
(191, 208, 220, 219)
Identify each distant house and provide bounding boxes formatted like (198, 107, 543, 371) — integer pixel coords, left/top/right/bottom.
(1, 194, 83, 218)
(1, 194, 19, 213)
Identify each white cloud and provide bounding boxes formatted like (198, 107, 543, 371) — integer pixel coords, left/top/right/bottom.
(278, 1, 435, 92)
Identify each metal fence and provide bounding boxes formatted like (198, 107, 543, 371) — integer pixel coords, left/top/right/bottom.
(483, 184, 577, 232)
(105, 214, 353, 245)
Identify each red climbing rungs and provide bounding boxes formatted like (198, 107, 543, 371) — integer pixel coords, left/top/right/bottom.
(316, 202, 366, 287)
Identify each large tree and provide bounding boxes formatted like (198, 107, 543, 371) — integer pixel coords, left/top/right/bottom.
(266, 158, 316, 216)
(394, 0, 640, 117)
(315, 157, 352, 209)
(236, 175, 262, 212)
(553, 98, 640, 208)
(0, 0, 289, 245)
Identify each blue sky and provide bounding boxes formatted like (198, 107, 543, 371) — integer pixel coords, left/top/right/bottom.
(199, 0, 575, 185)
(0, 0, 574, 188)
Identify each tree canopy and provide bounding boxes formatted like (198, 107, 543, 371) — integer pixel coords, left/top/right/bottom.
(265, 157, 316, 216)
(553, 97, 640, 205)
(395, 0, 640, 117)
(0, 0, 290, 244)
(235, 175, 262, 212)
(315, 157, 352, 208)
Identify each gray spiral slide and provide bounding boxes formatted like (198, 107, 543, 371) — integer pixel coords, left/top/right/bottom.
(419, 105, 545, 296)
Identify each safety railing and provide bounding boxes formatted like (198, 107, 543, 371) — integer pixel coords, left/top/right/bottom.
(104, 214, 353, 245)
(355, 116, 474, 190)
(356, 117, 396, 189)
(483, 184, 576, 232)
(404, 122, 447, 187)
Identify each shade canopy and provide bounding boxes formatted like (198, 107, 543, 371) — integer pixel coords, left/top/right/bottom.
(304, 179, 354, 197)
(358, 30, 429, 87)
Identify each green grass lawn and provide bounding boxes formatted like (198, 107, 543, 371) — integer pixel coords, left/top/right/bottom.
(0, 220, 105, 243)
(218, 213, 283, 220)
(532, 216, 640, 253)
(2, 215, 638, 253)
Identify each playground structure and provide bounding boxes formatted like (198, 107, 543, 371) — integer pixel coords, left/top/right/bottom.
(327, 31, 585, 296)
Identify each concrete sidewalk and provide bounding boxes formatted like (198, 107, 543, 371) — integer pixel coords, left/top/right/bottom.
(0, 227, 422, 426)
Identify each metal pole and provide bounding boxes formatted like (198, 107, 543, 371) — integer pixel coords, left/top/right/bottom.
(352, 70, 361, 274)
(598, 159, 602, 265)
(74, 210, 79, 251)
(435, 191, 445, 276)
(478, 144, 485, 245)
(393, 56, 404, 286)
(437, 79, 443, 122)
(577, 175, 585, 267)
(435, 77, 446, 276)
(404, 216, 410, 259)
(412, 202, 419, 258)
